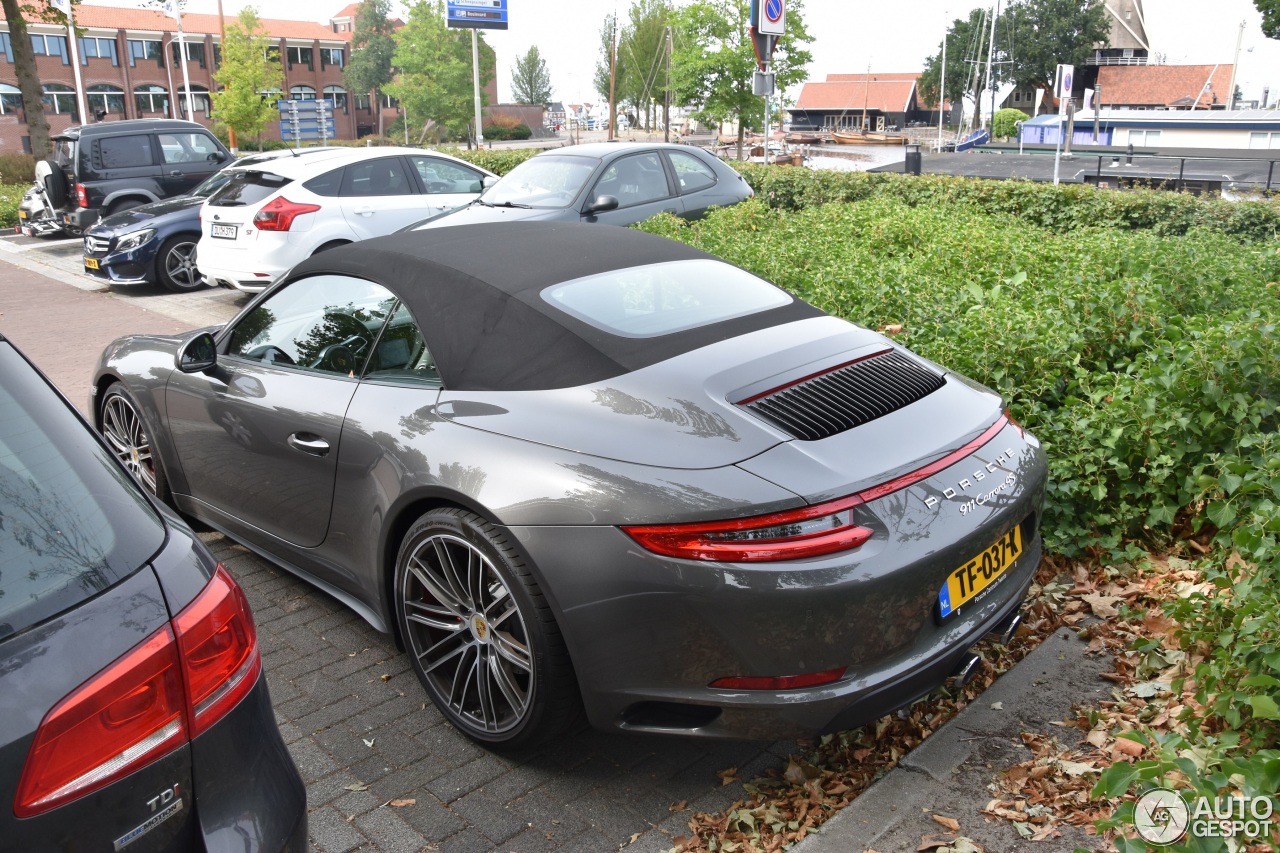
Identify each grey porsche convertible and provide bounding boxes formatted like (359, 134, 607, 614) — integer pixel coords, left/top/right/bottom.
(92, 222, 1047, 748)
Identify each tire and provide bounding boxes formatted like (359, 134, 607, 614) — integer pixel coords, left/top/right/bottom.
(156, 235, 204, 292)
(100, 384, 171, 504)
(36, 159, 68, 209)
(109, 198, 145, 216)
(394, 508, 582, 748)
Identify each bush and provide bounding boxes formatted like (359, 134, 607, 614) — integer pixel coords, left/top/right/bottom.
(0, 183, 25, 227)
(992, 108, 1029, 139)
(0, 153, 35, 185)
(634, 197, 1280, 558)
(482, 122, 532, 141)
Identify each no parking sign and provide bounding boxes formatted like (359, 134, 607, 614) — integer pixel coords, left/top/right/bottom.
(752, 0, 785, 36)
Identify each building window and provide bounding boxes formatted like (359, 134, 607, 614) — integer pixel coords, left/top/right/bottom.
(0, 33, 13, 63)
(128, 38, 163, 67)
(264, 45, 281, 63)
(290, 85, 316, 100)
(212, 43, 221, 68)
(0, 83, 23, 114)
(42, 83, 77, 117)
(31, 34, 70, 64)
(135, 84, 169, 115)
(287, 46, 313, 70)
(171, 39, 206, 69)
(1249, 131, 1280, 149)
(175, 85, 211, 117)
(354, 93, 370, 111)
(79, 36, 119, 66)
(324, 85, 347, 112)
(320, 47, 343, 68)
(1129, 129, 1160, 146)
(86, 83, 126, 116)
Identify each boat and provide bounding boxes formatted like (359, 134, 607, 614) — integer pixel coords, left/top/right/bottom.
(954, 128, 990, 152)
(784, 131, 826, 145)
(831, 129, 907, 145)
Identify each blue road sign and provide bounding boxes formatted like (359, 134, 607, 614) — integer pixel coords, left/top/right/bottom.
(446, 0, 508, 30)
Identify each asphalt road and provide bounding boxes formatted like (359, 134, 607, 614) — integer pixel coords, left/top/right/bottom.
(0, 232, 800, 853)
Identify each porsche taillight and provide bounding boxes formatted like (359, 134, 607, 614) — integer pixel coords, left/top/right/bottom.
(623, 495, 874, 562)
(14, 566, 260, 817)
(624, 415, 1011, 563)
(252, 197, 320, 231)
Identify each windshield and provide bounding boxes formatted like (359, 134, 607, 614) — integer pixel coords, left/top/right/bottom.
(481, 155, 598, 209)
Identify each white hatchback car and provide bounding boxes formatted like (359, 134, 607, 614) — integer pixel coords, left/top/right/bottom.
(197, 146, 494, 293)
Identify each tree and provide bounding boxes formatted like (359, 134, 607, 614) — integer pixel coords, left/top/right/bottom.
(608, 0, 671, 130)
(386, 0, 490, 142)
(992, 107, 1028, 138)
(919, 0, 1107, 131)
(671, 0, 813, 157)
(1001, 0, 1108, 92)
(1257, 0, 1280, 40)
(1, 0, 70, 158)
(511, 45, 552, 105)
(211, 8, 284, 149)
(344, 0, 397, 137)
(918, 8, 990, 128)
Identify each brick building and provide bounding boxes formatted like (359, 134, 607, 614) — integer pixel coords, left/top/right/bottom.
(0, 2, 498, 152)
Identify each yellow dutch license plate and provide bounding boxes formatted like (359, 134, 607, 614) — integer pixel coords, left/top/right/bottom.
(84, 257, 99, 270)
(939, 526, 1023, 618)
(18, 209, 27, 219)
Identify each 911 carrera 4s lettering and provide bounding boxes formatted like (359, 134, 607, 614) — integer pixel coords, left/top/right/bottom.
(925, 447, 1018, 510)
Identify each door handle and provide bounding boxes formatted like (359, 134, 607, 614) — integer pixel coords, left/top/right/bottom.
(353, 205, 375, 215)
(287, 432, 330, 456)
(169, 170, 183, 176)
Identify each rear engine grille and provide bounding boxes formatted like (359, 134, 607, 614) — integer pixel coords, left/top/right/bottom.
(84, 235, 111, 254)
(740, 350, 946, 441)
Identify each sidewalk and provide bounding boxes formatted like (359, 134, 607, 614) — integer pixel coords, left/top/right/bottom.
(0, 252, 189, 416)
(794, 628, 1113, 853)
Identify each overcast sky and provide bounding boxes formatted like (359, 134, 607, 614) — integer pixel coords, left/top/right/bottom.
(97, 0, 1280, 106)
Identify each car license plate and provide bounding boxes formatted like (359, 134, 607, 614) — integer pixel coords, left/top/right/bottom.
(18, 209, 27, 220)
(211, 223, 237, 239)
(84, 257, 99, 270)
(938, 525, 1023, 618)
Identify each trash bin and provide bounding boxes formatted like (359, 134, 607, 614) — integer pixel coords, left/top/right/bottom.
(904, 142, 922, 175)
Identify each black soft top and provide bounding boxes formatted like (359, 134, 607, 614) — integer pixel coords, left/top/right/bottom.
(285, 222, 822, 391)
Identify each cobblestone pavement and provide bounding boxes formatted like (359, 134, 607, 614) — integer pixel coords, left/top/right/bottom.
(0, 237, 797, 853)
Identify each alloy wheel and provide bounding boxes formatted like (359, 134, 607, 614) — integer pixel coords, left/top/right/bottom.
(101, 392, 157, 494)
(400, 533, 534, 735)
(164, 241, 199, 289)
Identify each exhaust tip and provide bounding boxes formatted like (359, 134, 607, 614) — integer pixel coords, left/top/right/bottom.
(988, 611, 1023, 646)
(947, 652, 982, 690)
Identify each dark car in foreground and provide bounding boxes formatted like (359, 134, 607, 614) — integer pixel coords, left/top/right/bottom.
(405, 142, 752, 231)
(83, 149, 329, 292)
(92, 223, 1046, 748)
(0, 334, 305, 850)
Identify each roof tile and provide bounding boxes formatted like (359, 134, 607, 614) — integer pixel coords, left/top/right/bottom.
(1097, 64, 1235, 108)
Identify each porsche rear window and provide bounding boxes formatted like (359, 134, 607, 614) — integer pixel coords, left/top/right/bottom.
(541, 259, 792, 338)
(207, 171, 292, 207)
(0, 346, 163, 641)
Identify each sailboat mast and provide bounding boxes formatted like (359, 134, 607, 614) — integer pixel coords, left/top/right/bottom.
(938, 20, 947, 147)
(984, 1, 999, 128)
(862, 63, 870, 131)
(970, 6, 989, 130)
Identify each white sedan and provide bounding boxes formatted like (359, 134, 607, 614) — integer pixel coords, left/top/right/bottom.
(197, 146, 495, 293)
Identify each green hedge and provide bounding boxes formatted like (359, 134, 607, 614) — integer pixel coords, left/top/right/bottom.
(637, 197, 1280, 558)
(734, 164, 1280, 242)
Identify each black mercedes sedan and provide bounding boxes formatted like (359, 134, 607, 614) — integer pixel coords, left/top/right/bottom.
(0, 333, 305, 851)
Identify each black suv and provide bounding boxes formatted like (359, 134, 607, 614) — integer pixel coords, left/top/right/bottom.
(43, 119, 231, 235)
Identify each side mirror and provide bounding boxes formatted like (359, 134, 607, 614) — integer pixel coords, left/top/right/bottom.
(177, 331, 217, 373)
(586, 195, 619, 215)
(209, 151, 228, 162)
(482, 175, 499, 189)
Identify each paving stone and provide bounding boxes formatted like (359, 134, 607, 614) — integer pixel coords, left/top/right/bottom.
(425, 754, 511, 803)
(353, 805, 437, 853)
(309, 805, 368, 853)
(450, 788, 528, 844)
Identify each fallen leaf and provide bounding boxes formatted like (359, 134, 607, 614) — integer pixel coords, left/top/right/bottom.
(1114, 738, 1144, 757)
(344, 782, 368, 792)
(388, 798, 415, 807)
(931, 814, 960, 831)
(917, 835, 955, 851)
(626, 831, 642, 845)
(669, 800, 688, 812)
(380, 674, 391, 682)
(717, 767, 739, 785)
(363, 738, 375, 748)
(1082, 593, 1121, 618)
(990, 701, 1003, 710)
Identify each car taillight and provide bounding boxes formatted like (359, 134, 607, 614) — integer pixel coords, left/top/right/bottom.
(174, 566, 260, 737)
(14, 566, 260, 817)
(75, 183, 87, 207)
(623, 415, 1011, 563)
(623, 495, 874, 562)
(252, 197, 320, 231)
